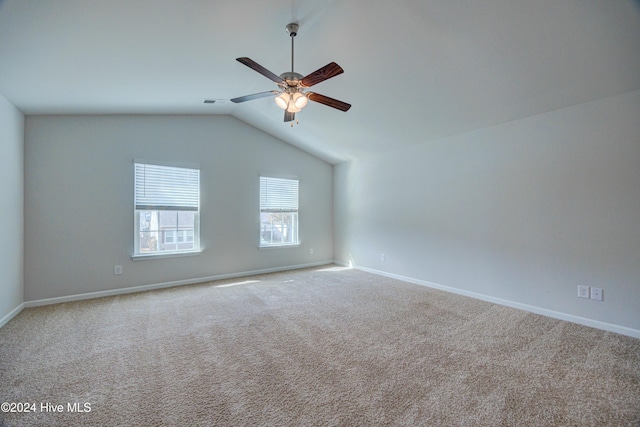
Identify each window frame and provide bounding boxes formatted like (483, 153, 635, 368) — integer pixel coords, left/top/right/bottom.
(259, 176, 300, 249)
(132, 161, 201, 260)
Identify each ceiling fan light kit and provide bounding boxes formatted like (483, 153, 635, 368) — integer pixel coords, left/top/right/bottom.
(275, 89, 308, 111)
(231, 22, 350, 126)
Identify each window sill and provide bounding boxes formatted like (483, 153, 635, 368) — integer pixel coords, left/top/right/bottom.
(131, 250, 203, 261)
(258, 243, 301, 250)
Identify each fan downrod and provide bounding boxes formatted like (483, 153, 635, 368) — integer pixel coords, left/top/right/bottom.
(282, 23, 302, 82)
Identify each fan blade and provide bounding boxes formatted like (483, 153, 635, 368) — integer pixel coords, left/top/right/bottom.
(230, 90, 279, 103)
(236, 57, 284, 84)
(284, 110, 296, 122)
(307, 92, 351, 112)
(300, 62, 344, 88)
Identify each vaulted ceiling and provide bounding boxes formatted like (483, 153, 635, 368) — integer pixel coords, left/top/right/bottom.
(1, 0, 639, 164)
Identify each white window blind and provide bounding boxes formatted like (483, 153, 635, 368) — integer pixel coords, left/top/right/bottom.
(135, 163, 200, 211)
(260, 176, 299, 212)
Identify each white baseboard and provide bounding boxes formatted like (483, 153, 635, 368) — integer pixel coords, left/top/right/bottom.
(350, 264, 640, 339)
(0, 303, 25, 329)
(16, 260, 640, 339)
(24, 261, 334, 308)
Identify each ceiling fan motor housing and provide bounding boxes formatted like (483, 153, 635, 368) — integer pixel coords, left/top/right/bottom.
(280, 71, 304, 87)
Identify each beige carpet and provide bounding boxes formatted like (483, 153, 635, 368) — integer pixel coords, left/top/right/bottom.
(1, 266, 639, 426)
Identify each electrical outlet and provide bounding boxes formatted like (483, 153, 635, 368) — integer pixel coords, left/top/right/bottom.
(578, 285, 589, 299)
(114, 265, 122, 275)
(380, 253, 386, 261)
(591, 287, 603, 301)
(309, 248, 314, 255)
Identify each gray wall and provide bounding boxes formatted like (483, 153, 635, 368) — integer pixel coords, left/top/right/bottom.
(334, 90, 640, 332)
(0, 94, 24, 324)
(25, 115, 333, 301)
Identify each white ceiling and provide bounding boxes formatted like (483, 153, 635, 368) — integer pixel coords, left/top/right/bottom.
(1, 0, 639, 164)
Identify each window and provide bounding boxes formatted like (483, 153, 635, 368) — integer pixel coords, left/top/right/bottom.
(164, 230, 176, 244)
(134, 162, 200, 257)
(260, 176, 299, 247)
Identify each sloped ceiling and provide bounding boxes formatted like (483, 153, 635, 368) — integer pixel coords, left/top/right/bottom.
(1, 0, 639, 164)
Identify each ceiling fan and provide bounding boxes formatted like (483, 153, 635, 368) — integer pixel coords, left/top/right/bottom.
(230, 23, 351, 125)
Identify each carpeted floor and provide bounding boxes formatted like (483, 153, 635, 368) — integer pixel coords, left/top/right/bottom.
(1, 266, 639, 426)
